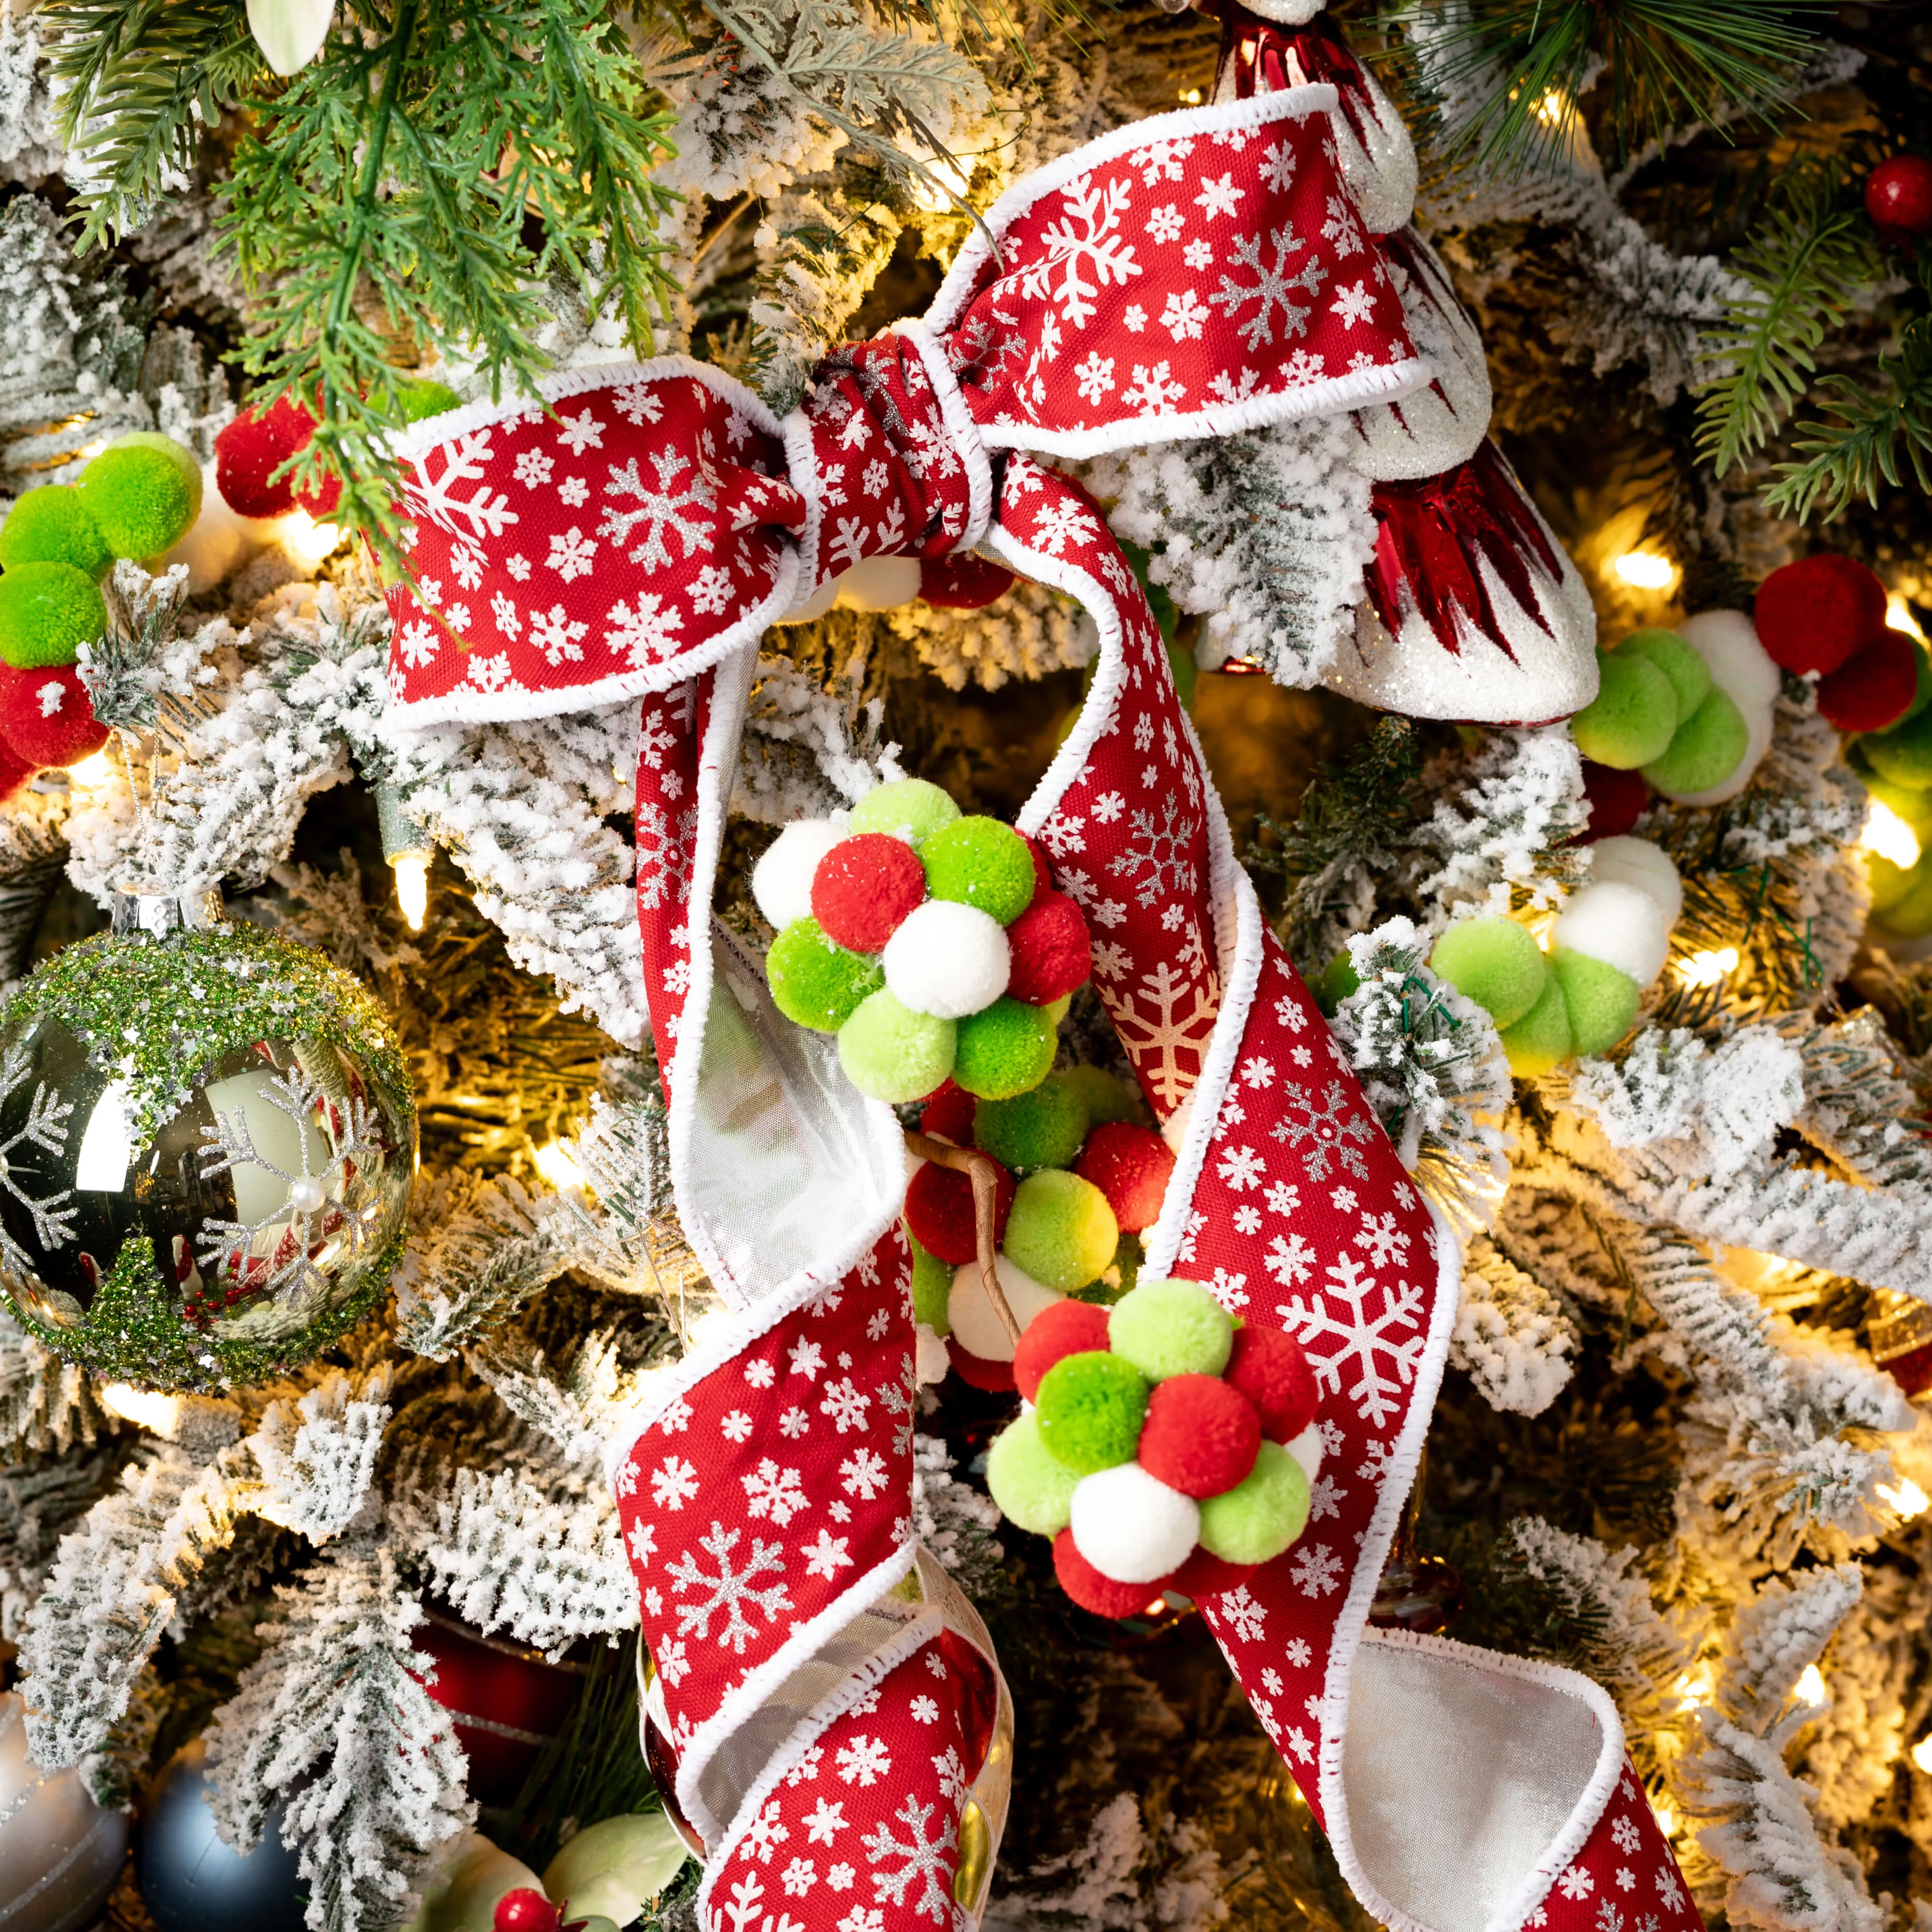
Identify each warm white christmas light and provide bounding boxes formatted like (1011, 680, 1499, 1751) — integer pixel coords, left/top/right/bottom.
(1914, 1735, 1932, 1775)
(1861, 798, 1922, 871)
(279, 509, 343, 569)
(1879, 1478, 1929, 1519)
(392, 851, 430, 931)
(1676, 947, 1739, 989)
(101, 1382, 181, 1435)
(1795, 1664, 1828, 1709)
(66, 750, 113, 789)
(1673, 1666, 1713, 1709)
(1889, 595, 1926, 646)
(1614, 551, 1677, 591)
(532, 1141, 585, 1192)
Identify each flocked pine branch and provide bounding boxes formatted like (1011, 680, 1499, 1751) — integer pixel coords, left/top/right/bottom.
(1451, 1236, 1577, 1416)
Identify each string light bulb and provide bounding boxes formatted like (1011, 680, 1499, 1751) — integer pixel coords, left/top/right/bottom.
(1676, 947, 1739, 989)
(1614, 551, 1678, 592)
(101, 1382, 182, 1435)
(1913, 1735, 1932, 1775)
(392, 852, 430, 931)
(1653, 1801, 1678, 1839)
(1672, 1666, 1713, 1709)
(65, 749, 114, 789)
(532, 1140, 586, 1192)
(1861, 797, 1922, 871)
(278, 508, 344, 570)
(1794, 1664, 1828, 1709)
(376, 781, 433, 932)
(1888, 595, 1927, 647)
(1878, 1477, 1929, 1519)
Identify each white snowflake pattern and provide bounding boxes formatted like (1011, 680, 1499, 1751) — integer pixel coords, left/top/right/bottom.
(1279, 1253, 1425, 1428)
(1558, 1868, 1595, 1901)
(529, 605, 589, 667)
(1161, 289, 1209, 341)
(547, 526, 597, 581)
(1355, 1212, 1411, 1270)
(404, 431, 518, 540)
(1030, 496, 1101, 557)
(604, 594, 684, 668)
(1113, 959, 1219, 1110)
(806, 1798, 848, 1844)
(747, 1801, 791, 1865)
(802, 1529, 854, 1580)
(742, 1458, 809, 1526)
(1021, 172, 1142, 331)
(821, 1377, 871, 1432)
(835, 1735, 892, 1786)
(1330, 281, 1377, 328)
(1217, 1145, 1265, 1192)
(841, 1449, 889, 1497)
(1208, 1267, 1249, 1311)
(513, 449, 554, 488)
(556, 408, 606, 455)
(651, 1455, 700, 1510)
(1195, 171, 1244, 219)
(665, 1520, 792, 1652)
(1074, 352, 1117, 404)
(1289, 1543, 1343, 1597)
(1122, 362, 1185, 412)
(1219, 1585, 1266, 1642)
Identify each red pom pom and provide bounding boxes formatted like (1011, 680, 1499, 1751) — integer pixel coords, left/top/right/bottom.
(1019, 832, 1053, 907)
(1755, 556, 1888, 676)
(1138, 1372, 1261, 1498)
(920, 1081, 977, 1146)
(1075, 1121, 1175, 1234)
(1160, 1545, 1255, 1602)
(1004, 891, 1091, 1006)
(1866, 155, 1932, 239)
(921, 554, 1019, 610)
(947, 1336, 1018, 1393)
(1012, 1298, 1111, 1403)
(494, 1892, 561, 1932)
(1576, 760, 1648, 842)
(1224, 1325, 1317, 1444)
(905, 1155, 1014, 1266)
(1054, 1527, 1158, 1619)
(0, 664, 108, 769)
(214, 397, 341, 518)
(0, 735, 30, 805)
(1817, 627, 1921, 733)
(810, 833, 926, 953)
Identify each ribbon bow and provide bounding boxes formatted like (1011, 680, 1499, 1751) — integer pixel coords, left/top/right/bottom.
(382, 73, 1696, 1932)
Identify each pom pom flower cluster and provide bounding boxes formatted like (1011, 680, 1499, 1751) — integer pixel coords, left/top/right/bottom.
(904, 1067, 1176, 1389)
(753, 778, 1093, 1105)
(0, 432, 205, 798)
(985, 1275, 1320, 1618)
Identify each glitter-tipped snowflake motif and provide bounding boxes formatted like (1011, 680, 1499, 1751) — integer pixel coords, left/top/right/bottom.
(194, 1068, 384, 1303)
(862, 1795, 957, 1925)
(665, 1520, 793, 1653)
(0, 1036, 76, 1272)
(598, 449, 717, 571)
(1107, 791, 1199, 909)
(1270, 1081, 1375, 1182)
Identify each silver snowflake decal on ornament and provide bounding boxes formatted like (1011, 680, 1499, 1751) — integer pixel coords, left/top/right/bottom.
(665, 1520, 793, 1653)
(0, 1037, 77, 1269)
(194, 1066, 384, 1304)
(863, 1795, 956, 1924)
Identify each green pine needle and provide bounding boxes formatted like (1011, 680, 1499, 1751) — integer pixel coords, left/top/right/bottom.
(1694, 161, 1881, 480)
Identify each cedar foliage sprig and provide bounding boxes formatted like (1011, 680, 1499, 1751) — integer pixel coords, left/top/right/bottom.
(1693, 160, 1882, 482)
(48, 0, 683, 553)
(1382, 0, 1827, 175)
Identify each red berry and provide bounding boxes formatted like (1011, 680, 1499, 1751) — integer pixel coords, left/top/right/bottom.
(1755, 555, 1888, 676)
(905, 1155, 1014, 1266)
(1053, 1527, 1156, 1619)
(1223, 1325, 1317, 1443)
(214, 397, 341, 519)
(0, 734, 31, 805)
(1004, 891, 1091, 1006)
(1019, 832, 1053, 907)
(1576, 760, 1648, 842)
(0, 663, 109, 769)
(810, 833, 926, 953)
(1816, 627, 1920, 733)
(921, 553, 1018, 610)
(947, 1335, 1018, 1393)
(1074, 1121, 1175, 1234)
(919, 1080, 977, 1146)
(1137, 1373, 1261, 1497)
(494, 1892, 561, 1932)
(1160, 1545, 1255, 1602)
(1012, 1298, 1111, 1402)
(1866, 155, 1932, 239)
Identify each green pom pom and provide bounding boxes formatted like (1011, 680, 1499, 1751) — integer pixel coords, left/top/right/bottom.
(397, 380, 462, 422)
(974, 1076, 1090, 1173)
(1497, 974, 1572, 1078)
(77, 436, 200, 558)
(1619, 628, 1711, 718)
(986, 1413, 1082, 1533)
(767, 917, 882, 1031)
(1316, 951, 1360, 1013)
(1847, 746, 1932, 829)
(1641, 687, 1749, 795)
(1057, 1065, 1143, 1125)
(0, 488, 110, 579)
(910, 1241, 952, 1333)
(921, 816, 1036, 924)
(1865, 706, 1932, 790)
(1876, 865, 1932, 938)
(1034, 1350, 1149, 1473)
(848, 778, 960, 847)
(1196, 1441, 1310, 1563)
(1428, 917, 1548, 1029)
(1002, 1169, 1120, 1293)
(1901, 640, 1932, 727)
(1550, 949, 1642, 1057)
(1107, 1276, 1233, 1382)
(1570, 649, 1679, 769)
(0, 561, 106, 668)
(953, 996, 1056, 1100)
(838, 989, 956, 1103)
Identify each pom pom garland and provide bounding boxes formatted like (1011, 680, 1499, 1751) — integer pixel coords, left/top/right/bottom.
(1588, 836, 1683, 927)
(847, 777, 959, 846)
(1002, 1169, 1120, 1292)
(1497, 974, 1573, 1078)
(953, 996, 1057, 1099)
(883, 899, 1011, 1019)
(984, 1272, 1319, 1616)
(214, 398, 341, 519)
(0, 663, 109, 768)
(0, 561, 107, 669)
(77, 436, 202, 560)
(1427, 917, 1548, 1032)
(910, 1244, 953, 1332)
(974, 1078, 1090, 1173)
(811, 833, 928, 953)
(1569, 648, 1678, 769)
(0, 486, 111, 579)
(922, 817, 1037, 924)
(752, 819, 848, 931)
(1552, 879, 1670, 990)
(1057, 1065, 1143, 1125)
(1619, 628, 1711, 717)
(1003, 892, 1092, 1006)
(1754, 555, 1887, 676)
(905, 1155, 1015, 1266)
(1817, 627, 1921, 733)
(837, 988, 955, 1103)
(0, 735, 32, 806)
(919, 1081, 977, 1144)
(1548, 948, 1644, 1058)
(1639, 686, 1748, 795)
(1577, 760, 1648, 841)
(948, 1338, 1019, 1392)
(766, 918, 882, 1032)
(947, 1254, 1062, 1362)
(1074, 1121, 1175, 1233)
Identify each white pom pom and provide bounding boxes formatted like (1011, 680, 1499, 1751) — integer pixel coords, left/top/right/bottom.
(753, 819, 844, 931)
(884, 900, 1010, 1019)
(949, 1256, 1062, 1362)
(914, 1324, 950, 1386)
(1069, 1462, 1200, 1584)
(1587, 836, 1682, 929)
(1284, 1423, 1323, 1486)
(1674, 611, 1778, 806)
(1552, 881, 1670, 989)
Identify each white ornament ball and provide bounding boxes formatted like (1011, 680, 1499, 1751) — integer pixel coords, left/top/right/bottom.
(1587, 836, 1682, 929)
(1069, 1461, 1201, 1584)
(883, 899, 1011, 1019)
(1552, 880, 1670, 990)
(948, 1255, 1062, 1362)
(753, 818, 846, 932)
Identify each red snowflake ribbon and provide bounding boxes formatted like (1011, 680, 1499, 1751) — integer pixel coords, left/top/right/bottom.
(383, 73, 1694, 1932)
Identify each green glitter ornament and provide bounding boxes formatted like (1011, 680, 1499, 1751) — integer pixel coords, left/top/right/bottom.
(0, 921, 415, 1391)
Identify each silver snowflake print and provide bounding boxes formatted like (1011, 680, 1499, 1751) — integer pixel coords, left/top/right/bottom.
(599, 450, 717, 571)
(863, 1794, 956, 1924)
(1106, 791, 1198, 908)
(1210, 227, 1327, 351)
(665, 1520, 793, 1652)
(1269, 1081, 1374, 1182)
(0, 1036, 76, 1271)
